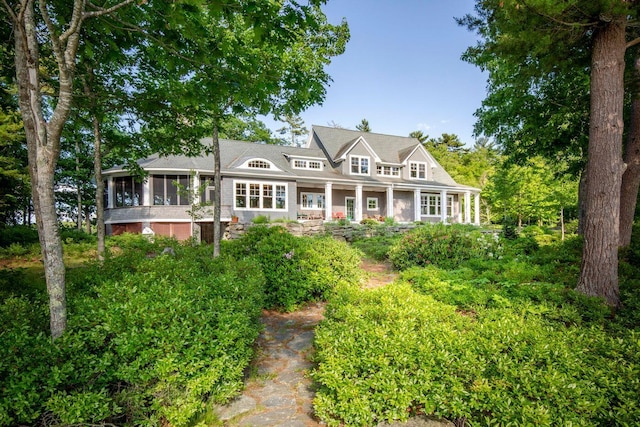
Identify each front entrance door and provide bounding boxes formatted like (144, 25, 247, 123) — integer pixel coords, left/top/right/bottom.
(345, 197, 355, 220)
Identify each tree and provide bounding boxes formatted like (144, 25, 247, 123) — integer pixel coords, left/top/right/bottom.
(219, 115, 285, 145)
(3, 0, 136, 339)
(134, 1, 348, 257)
(460, 0, 640, 307)
(278, 114, 309, 147)
(356, 118, 371, 132)
(409, 130, 429, 143)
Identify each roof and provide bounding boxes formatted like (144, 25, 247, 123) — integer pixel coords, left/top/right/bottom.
(310, 125, 420, 164)
(105, 129, 475, 190)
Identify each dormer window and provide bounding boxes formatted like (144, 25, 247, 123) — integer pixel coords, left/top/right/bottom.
(238, 158, 280, 171)
(292, 159, 323, 170)
(350, 155, 369, 175)
(248, 159, 271, 169)
(376, 165, 400, 177)
(410, 161, 427, 179)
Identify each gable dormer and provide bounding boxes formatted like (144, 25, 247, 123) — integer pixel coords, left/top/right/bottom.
(400, 144, 438, 181)
(335, 136, 381, 177)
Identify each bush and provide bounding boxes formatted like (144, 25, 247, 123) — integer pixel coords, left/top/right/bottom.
(312, 281, 639, 427)
(351, 234, 401, 261)
(0, 225, 39, 248)
(388, 224, 502, 270)
(227, 226, 363, 310)
(0, 248, 265, 427)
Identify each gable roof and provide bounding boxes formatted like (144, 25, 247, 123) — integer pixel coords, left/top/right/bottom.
(310, 125, 420, 164)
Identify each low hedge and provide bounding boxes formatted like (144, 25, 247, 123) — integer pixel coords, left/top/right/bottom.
(388, 224, 503, 270)
(0, 243, 265, 426)
(227, 226, 364, 311)
(312, 281, 639, 426)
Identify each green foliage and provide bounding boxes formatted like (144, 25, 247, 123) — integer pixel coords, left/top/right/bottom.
(228, 226, 363, 311)
(313, 279, 638, 427)
(0, 245, 265, 426)
(0, 225, 39, 247)
(388, 224, 503, 270)
(351, 234, 402, 262)
(251, 214, 270, 224)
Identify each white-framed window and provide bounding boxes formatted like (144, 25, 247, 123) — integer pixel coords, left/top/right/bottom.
(376, 165, 400, 177)
(234, 181, 287, 210)
(350, 155, 370, 175)
(367, 197, 379, 211)
(247, 159, 271, 169)
(410, 162, 427, 179)
(293, 159, 323, 170)
(420, 194, 453, 216)
(300, 192, 325, 210)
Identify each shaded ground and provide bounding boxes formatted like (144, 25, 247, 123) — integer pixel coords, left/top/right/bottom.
(214, 260, 452, 427)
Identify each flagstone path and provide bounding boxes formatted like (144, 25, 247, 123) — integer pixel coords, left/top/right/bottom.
(214, 260, 452, 427)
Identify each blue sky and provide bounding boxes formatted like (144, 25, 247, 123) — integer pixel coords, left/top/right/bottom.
(267, 0, 487, 145)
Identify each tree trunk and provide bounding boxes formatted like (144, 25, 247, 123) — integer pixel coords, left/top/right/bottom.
(577, 170, 587, 235)
(212, 121, 222, 257)
(560, 207, 565, 241)
(76, 139, 83, 230)
(83, 72, 106, 260)
(13, 1, 67, 339)
(576, 18, 627, 307)
(619, 56, 640, 248)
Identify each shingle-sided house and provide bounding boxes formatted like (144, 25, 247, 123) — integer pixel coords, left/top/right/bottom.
(103, 125, 480, 240)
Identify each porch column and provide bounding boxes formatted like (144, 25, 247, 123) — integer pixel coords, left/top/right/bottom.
(440, 189, 448, 223)
(414, 189, 421, 222)
(386, 186, 394, 219)
(142, 177, 151, 206)
(324, 182, 333, 221)
(474, 193, 481, 225)
(355, 184, 363, 222)
(107, 177, 114, 209)
(464, 191, 471, 224)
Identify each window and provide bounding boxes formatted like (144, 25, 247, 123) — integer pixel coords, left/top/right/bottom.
(350, 155, 369, 175)
(410, 162, 427, 179)
(367, 197, 379, 210)
(420, 194, 453, 217)
(376, 165, 400, 177)
(114, 176, 142, 207)
(152, 174, 190, 205)
(301, 193, 325, 210)
(235, 181, 287, 210)
(199, 175, 215, 204)
(293, 159, 323, 170)
(247, 159, 271, 169)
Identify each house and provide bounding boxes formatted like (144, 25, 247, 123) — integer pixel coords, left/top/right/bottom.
(103, 125, 481, 241)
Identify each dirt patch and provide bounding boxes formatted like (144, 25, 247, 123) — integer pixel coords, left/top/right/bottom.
(360, 258, 399, 289)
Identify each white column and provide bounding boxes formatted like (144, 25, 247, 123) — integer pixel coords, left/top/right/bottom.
(414, 189, 421, 222)
(325, 182, 333, 221)
(386, 186, 394, 219)
(464, 192, 471, 224)
(107, 177, 114, 209)
(474, 193, 481, 225)
(355, 184, 363, 222)
(142, 177, 151, 206)
(440, 189, 448, 223)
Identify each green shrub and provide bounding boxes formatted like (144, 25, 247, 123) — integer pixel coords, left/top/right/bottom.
(359, 218, 378, 227)
(251, 214, 270, 224)
(227, 226, 363, 310)
(0, 249, 265, 427)
(388, 224, 502, 270)
(0, 225, 39, 248)
(60, 227, 96, 244)
(312, 282, 639, 427)
(351, 234, 401, 261)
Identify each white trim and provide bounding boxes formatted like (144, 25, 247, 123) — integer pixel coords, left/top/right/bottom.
(233, 180, 288, 211)
(300, 192, 325, 210)
(349, 155, 370, 176)
(401, 144, 438, 167)
(337, 136, 382, 163)
(367, 197, 379, 211)
(292, 159, 324, 171)
(237, 158, 282, 171)
(409, 161, 428, 180)
(376, 165, 401, 177)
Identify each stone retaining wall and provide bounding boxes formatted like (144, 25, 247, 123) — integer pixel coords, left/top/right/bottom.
(225, 220, 417, 241)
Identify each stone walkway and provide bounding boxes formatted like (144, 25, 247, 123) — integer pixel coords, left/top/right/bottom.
(214, 260, 453, 427)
